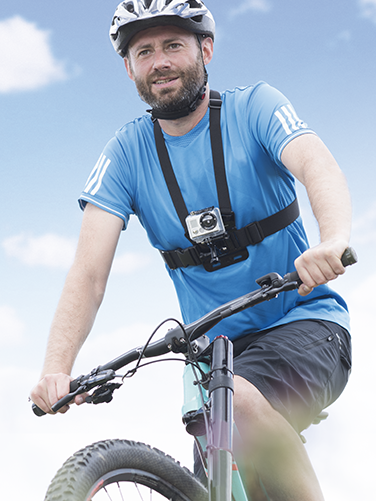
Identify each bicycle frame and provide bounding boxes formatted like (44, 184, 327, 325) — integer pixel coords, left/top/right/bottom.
(206, 336, 234, 501)
(182, 336, 270, 501)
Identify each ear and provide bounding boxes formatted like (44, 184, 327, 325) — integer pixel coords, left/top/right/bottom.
(124, 57, 135, 81)
(201, 36, 214, 66)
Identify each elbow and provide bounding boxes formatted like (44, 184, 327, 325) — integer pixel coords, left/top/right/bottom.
(66, 262, 108, 310)
(90, 274, 107, 309)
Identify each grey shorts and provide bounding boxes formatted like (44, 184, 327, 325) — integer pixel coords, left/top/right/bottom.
(233, 320, 352, 432)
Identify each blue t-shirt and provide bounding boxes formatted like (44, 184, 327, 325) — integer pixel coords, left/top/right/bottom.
(79, 82, 350, 340)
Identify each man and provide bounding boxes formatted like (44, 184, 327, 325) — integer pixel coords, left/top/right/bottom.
(31, 1, 352, 500)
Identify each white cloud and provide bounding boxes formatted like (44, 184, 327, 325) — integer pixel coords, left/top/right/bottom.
(112, 251, 151, 274)
(329, 29, 352, 49)
(326, 29, 353, 51)
(230, 0, 272, 18)
(2, 233, 76, 269)
(337, 30, 352, 42)
(359, 0, 376, 24)
(0, 16, 69, 93)
(2, 233, 152, 273)
(0, 305, 25, 345)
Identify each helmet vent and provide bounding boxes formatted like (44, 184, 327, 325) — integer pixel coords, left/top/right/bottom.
(187, 0, 203, 8)
(191, 15, 203, 24)
(122, 1, 135, 13)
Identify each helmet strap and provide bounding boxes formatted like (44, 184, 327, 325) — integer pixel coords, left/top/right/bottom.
(147, 69, 207, 121)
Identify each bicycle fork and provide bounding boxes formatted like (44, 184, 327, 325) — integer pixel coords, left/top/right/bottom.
(207, 335, 234, 501)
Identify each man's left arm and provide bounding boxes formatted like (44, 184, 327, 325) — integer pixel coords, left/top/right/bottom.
(281, 133, 352, 296)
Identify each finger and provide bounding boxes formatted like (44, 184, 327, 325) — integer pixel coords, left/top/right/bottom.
(56, 404, 71, 414)
(55, 376, 73, 402)
(294, 262, 318, 289)
(75, 393, 89, 405)
(296, 254, 338, 288)
(298, 284, 313, 296)
(44, 375, 61, 410)
(42, 374, 72, 412)
(30, 391, 52, 415)
(31, 379, 56, 414)
(53, 376, 75, 413)
(307, 263, 337, 286)
(327, 253, 346, 277)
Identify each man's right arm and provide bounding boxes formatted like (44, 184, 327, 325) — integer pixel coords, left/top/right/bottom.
(30, 203, 124, 414)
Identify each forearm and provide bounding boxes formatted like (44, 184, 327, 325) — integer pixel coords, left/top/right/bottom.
(282, 134, 352, 293)
(31, 204, 122, 412)
(282, 134, 351, 244)
(41, 264, 105, 377)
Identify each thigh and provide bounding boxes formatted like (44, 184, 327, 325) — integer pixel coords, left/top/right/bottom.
(233, 320, 352, 432)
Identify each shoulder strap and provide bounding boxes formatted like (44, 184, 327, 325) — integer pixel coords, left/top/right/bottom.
(153, 120, 189, 232)
(154, 90, 234, 236)
(208, 90, 234, 223)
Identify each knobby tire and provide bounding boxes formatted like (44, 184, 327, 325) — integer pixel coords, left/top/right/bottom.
(44, 439, 208, 501)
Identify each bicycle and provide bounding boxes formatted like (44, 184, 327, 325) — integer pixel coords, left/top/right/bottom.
(32, 247, 357, 501)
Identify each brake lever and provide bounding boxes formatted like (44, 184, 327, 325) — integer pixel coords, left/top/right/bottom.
(80, 369, 117, 391)
(32, 369, 117, 416)
(50, 369, 117, 413)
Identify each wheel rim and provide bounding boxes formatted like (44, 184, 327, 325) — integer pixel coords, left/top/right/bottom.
(86, 468, 192, 501)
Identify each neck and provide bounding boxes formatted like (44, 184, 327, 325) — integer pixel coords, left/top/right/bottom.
(157, 85, 210, 137)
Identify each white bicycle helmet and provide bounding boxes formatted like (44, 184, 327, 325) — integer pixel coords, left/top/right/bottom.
(110, 0, 215, 57)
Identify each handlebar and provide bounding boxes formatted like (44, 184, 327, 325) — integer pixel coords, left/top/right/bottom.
(32, 247, 357, 417)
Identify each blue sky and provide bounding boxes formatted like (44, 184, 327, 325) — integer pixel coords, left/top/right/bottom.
(1, 1, 375, 499)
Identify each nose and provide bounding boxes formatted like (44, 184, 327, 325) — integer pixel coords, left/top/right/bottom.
(152, 48, 172, 71)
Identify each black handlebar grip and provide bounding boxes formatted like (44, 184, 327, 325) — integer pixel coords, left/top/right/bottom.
(32, 403, 46, 416)
(284, 270, 301, 284)
(341, 247, 358, 267)
(51, 393, 76, 413)
(32, 393, 74, 417)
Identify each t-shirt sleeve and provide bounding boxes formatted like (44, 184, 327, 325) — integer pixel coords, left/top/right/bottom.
(78, 136, 135, 229)
(247, 82, 316, 167)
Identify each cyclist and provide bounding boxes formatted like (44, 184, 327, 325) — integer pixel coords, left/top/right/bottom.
(31, 2, 352, 500)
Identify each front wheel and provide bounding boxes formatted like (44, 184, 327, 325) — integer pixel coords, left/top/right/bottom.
(44, 439, 208, 501)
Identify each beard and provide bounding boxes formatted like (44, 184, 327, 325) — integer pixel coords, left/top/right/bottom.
(133, 52, 206, 113)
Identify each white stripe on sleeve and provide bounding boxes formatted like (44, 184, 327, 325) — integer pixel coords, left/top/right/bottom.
(274, 110, 292, 135)
(84, 154, 106, 193)
(90, 158, 111, 195)
(281, 106, 299, 132)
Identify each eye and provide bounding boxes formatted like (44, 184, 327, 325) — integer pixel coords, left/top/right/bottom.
(168, 42, 181, 50)
(138, 48, 151, 57)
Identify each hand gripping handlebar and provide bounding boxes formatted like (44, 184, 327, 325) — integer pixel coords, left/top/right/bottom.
(283, 246, 358, 284)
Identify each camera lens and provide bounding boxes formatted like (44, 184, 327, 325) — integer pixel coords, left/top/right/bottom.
(200, 212, 217, 230)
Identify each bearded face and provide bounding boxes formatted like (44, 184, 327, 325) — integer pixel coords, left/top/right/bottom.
(130, 47, 206, 113)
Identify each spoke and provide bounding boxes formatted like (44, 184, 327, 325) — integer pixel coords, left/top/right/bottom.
(118, 482, 125, 501)
(103, 486, 112, 500)
(135, 481, 145, 501)
(100, 481, 149, 501)
(90, 478, 174, 500)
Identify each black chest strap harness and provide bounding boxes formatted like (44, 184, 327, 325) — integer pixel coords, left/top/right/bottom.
(154, 90, 300, 272)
